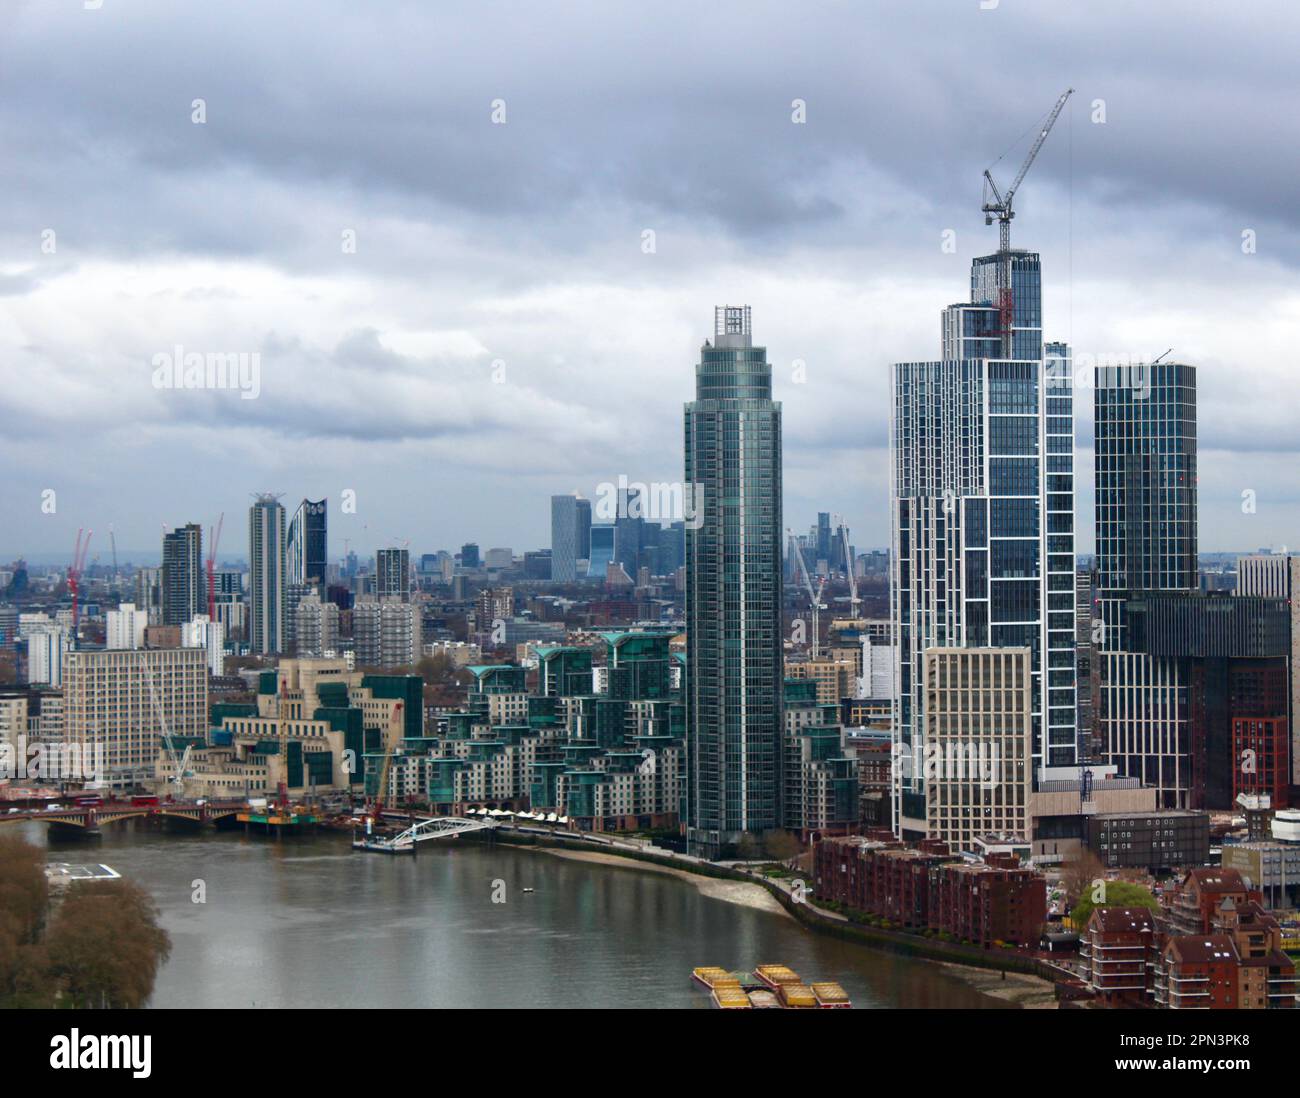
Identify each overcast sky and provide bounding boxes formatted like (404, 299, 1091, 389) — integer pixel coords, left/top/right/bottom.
(2, 0, 1298, 564)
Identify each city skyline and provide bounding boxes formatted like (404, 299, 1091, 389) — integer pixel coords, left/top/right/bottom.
(4, 3, 1300, 559)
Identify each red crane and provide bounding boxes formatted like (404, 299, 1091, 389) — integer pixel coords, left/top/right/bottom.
(68, 528, 93, 647)
(205, 512, 224, 621)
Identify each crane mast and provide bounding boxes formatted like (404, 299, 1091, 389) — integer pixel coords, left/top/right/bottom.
(981, 88, 1073, 354)
(788, 531, 828, 660)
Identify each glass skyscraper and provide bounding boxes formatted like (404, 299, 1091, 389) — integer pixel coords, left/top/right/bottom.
(550, 494, 592, 582)
(685, 306, 784, 857)
(1094, 362, 1198, 650)
(1094, 360, 1198, 807)
(249, 494, 286, 655)
(286, 498, 327, 590)
(891, 249, 1076, 839)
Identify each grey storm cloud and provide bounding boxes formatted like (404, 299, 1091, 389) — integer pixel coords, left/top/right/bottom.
(1, 0, 1298, 557)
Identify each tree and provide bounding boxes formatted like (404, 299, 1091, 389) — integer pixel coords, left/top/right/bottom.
(1068, 880, 1160, 928)
(45, 879, 172, 1008)
(1059, 848, 1106, 907)
(762, 829, 802, 863)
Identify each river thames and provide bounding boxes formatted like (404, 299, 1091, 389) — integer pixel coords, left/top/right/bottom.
(33, 823, 1017, 1009)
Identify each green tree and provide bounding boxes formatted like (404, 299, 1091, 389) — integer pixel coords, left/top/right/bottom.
(1068, 879, 1160, 927)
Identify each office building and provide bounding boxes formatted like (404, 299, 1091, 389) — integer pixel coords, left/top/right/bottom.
(249, 494, 287, 654)
(586, 525, 615, 579)
(64, 646, 208, 780)
(685, 305, 784, 857)
(550, 494, 593, 582)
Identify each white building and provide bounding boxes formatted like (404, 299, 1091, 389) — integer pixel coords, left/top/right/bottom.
(106, 602, 148, 650)
(27, 628, 69, 687)
(182, 615, 226, 676)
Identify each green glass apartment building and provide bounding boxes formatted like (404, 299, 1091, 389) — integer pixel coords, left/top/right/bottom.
(684, 306, 784, 858)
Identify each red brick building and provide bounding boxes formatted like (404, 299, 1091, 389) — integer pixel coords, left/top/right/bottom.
(927, 853, 1047, 947)
(1232, 716, 1289, 808)
(813, 837, 1044, 945)
(1081, 906, 1157, 1006)
(1166, 868, 1260, 935)
(1155, 897, 1296, 1009)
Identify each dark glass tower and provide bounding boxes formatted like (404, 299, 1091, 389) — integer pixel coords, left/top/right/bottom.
(1094, 361, 1198, 807)
(161, 523, 203, 626)
(287, 498, 327, 590)
(1094, 362, 1198, 650)
(685, 306, 784, 857)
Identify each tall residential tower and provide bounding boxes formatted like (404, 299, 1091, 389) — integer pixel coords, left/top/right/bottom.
(891, 249, 1076, 843)
(685, 306, 784, 857)
(249, 494, 287, 654)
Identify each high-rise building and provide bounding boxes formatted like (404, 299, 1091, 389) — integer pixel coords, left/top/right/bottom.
(353, 598, 421, 669)
(550, 494, 592, 582)
(1237, 554, 1300, 784)
(586, 525, 615, 579)
(295, 592, 340, 658)
(134, 567, 163, 624)
(890, 249, 1075, 840)
(613, 487, 646, 577)
(1094, 361, 1198, 807)
(376, 548, 411, 601)
(26, 627, 68, 687)
(286, 498, 327, 589)
(460, 543, 480, 570)
(248, 494, 286, 654)
(64, 647, 208, 780)
(162, 523, 204, 626)
(921, 647, 1033, 853)
(181, 615, 226, 676)
(1094, 362, 1198, 649)
(685, 305, 784, 857)
(106, 602, 148, 650)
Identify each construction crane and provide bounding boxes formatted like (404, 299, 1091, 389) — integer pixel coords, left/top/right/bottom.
(835, 514, 861, 617)
(67, 529, 93, 649)
(981, 88, 1073, 353)
(205, 512, 224, 621)
(788, 530, 828, 659)
(140, 654, 192, 796)
(369, 699, 404, 818)
(108, 525, 119, 586)
(276, 673, 292, 813)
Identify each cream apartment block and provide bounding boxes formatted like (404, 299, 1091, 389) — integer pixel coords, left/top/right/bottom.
(921, 647, 1033, 853)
